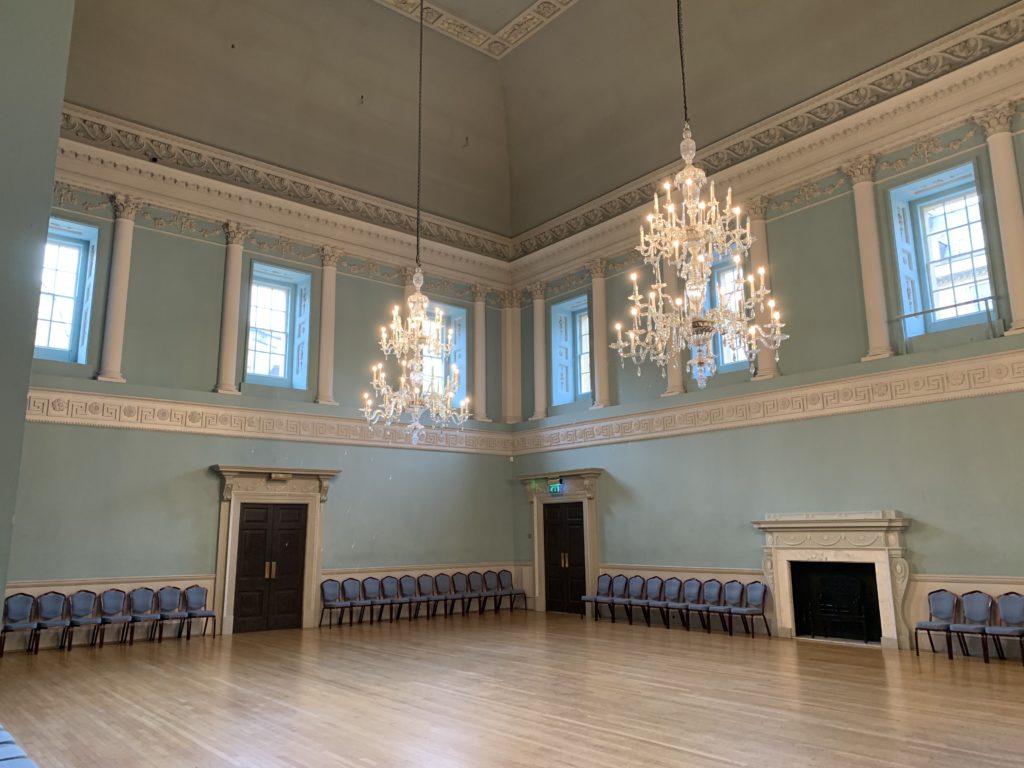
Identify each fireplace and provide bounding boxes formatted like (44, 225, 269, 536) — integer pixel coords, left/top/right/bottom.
(790, 562, 882, 643)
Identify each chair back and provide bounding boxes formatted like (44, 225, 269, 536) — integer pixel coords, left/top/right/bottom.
(184, 585, 209, 611)
(36, 591, 67, 622)
(380, 576, 399, 599)
(398, 575, 418, 598)
(468, 571, 484, 592)
(723, 580, 744, 608)
(362, 577, 381, 600)
(69, 590, 98, 620)
(593, 573, 612, 596)
(452, 572, 468, 593)
(927, 589, 957, 622)
(609, 574, 628, 599)
(129, 588, 155, 614)
(498, 569, 514, 590)
(663, 577, 682, 602)
(341, 578, 362, 601)
(960, 590, 992, 625)
(483, 571, 499, 592)
(157, 586, 182, 613)
(745, 581, 767, 611)
(435, 573, 452, 594)
(100, 588, 127, 617)
(626, 575, 644, 600)
(4, 593, 34, 624)
(321, 579, 341, 603)
(643, 576, 664, 601)
(997, 592, 1024, 627)
(702, 579, 722, 605)
(682, 578, 701, 603)
(418, 574, 436, 596)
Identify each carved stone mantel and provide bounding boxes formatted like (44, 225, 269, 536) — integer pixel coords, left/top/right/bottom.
(519, 469, 604, 614)
(752, 511, 912, 650)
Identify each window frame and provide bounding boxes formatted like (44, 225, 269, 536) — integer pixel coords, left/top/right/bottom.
(573, 307, 592, 399)
(34, 218, 97, 364)
(243, 261, 311, 391)
(550, 294, 592, 407)
(421, 300, 469, 405)
(708, 258, 748, 372)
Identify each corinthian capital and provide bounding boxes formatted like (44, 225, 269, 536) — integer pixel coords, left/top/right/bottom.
(841, 154, 878, 184)
(974, 101, 1017, 137)
(500, 289, 523, 309)
(224, 221, 250, 245)
(472, 284, 490, 302)
(318, 245, 340, 267)
(110, 194, 143, 221)
(746, 195, 770, 221)
(528, 282, 547, 301)
(586, 259, 608, 278)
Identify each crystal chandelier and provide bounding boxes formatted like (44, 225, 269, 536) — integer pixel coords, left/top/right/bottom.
(361, 2, 470, 444)
(610, 0, 788, 389)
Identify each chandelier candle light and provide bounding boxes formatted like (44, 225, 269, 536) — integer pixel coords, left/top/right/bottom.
(361, 2, 470, 444)
(611, 0, 788, 389)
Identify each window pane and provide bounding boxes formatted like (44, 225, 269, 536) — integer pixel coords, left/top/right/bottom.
(926, 234, 949, 263)
(924, 207, 945, 234)
(57, 245, 79, 273)
(37, 294, 52, 320)
(947, 226, 971, 256)
(35, 321, 49, 347)
(52, 296, 75, 324)
(944, 204, 968, 230)
(48, 322, 72, 350)
(246, 279, 291, 378)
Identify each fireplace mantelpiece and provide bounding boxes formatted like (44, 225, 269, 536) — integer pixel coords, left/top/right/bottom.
(751, 511, 911, 649)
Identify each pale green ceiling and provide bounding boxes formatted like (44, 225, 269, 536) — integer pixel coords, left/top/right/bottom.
(64, 0, 1017, 245)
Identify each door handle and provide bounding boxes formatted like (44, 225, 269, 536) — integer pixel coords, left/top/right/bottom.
(271, 561, 278, 580)
(264, 561, 271, 579)
(562, 552, 569, 568)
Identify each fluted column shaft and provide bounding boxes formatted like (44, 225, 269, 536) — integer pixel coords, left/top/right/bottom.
(588, 260, 611, 408)
(844, 155, 893, 360)
(748, 197, 779, 379)
(316, 246, 339, 404)
(529, 283, 547, 419)
(472, 286, 490, 421)
(501, 290, 523, 423)
(97, 195, 141, 382)
(215, 222, 248, 393)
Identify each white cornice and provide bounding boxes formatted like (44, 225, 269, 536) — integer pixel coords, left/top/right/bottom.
(26, 348, 1024, 455)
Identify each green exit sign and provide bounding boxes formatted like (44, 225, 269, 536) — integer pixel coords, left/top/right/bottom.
(548, 482, 565, 495)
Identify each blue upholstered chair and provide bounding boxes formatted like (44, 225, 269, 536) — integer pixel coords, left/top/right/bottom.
(128, 587, 161, 645)
(1, 593, 36, 656)
(414, 574, 436, 619)
(649, 577, 683, 629)
(0, 745, 29, 763)
(951, 590, 993, 663)
(183, 585, 217, 639)
(482, 571, 502, 613)
(580, 573, 612, 620)
(341, 578, 368, 625)
(67, 589, 102, 651)
(630, 576, 664, 627)
(99, 588, 132, 646)
(398, 575, 426, 620)
(498, 569, 527, 612)
(156, 586, 188, 643)
(451, 572, 470, 616)
(34, 591, 70, 654)
(375, 576, 399, 622)
(466, 571, 486, 615)
(604, 574, 629, 623)
(432, 573, 454, 618)
(709, 580, 745, 635)
(679, 578, 702, 630)
(914, 589, 957, 660)
(731, 581, 771, 637)
(613, 575, 645, 625)
(688, 579, 722, 633)
(320, 579, 345, 627)
(991, 592, 1024, 665)
(362, 578, 383, 624)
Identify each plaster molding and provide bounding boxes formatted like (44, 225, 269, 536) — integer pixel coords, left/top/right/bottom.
(223, 221, 249, 246)
(747, 195, 770, 221)
(528, 281, 547, 301)
(841, 154, 879, 184)
(586, 259, 608, 279)
(472, 284, 490, 302)
(371, 0, 577, 60)
(973, 99, 1019, 135)
(110, 193, 142, 221)
(24, 348, 1024, 456)
(318, 244, 341, 268)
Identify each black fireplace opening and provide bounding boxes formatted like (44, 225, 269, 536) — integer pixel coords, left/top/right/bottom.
(791, 562, 882, 644)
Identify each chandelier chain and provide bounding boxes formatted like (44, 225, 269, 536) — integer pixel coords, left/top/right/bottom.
(415, 0, 424, 268)
(677, 0, 688, 123)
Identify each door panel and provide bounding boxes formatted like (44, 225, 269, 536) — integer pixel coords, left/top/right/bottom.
(543, 502, 586, 614)
(234, 503, 307, 633)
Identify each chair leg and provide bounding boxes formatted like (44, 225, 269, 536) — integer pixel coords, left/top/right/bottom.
(914, 629, 920, 656)
(957, 632, 969, 657)
(66, 627, 74, 652)
(762, 615, 771, 637)
(719, 613, 729, 633)
(727, 614, 734, 636)
(945, 630, 953, 660)
(926, 630, 936, 653)
(993, 636, 1005, 660)
(129, 623, 135, 646)
(158, 621, 164, 644)
(981, 634, 990, 664)
(625, 606, 633, 625)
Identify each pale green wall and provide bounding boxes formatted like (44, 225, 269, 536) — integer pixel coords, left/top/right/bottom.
(0, 0, 75, 596)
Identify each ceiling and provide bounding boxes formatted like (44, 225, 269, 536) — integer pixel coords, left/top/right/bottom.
(63, 0, 1018, 247)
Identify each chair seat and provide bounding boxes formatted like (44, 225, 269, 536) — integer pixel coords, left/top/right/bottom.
(131, 613, 161, 622)
(646, 600, 670, 609)
(160, 611, 189, 620)
(0, 744, 28, 761)
(1, 760, 38, 768)
(580, 595, 605, 603)
(349, 599, 373, 607)
(187, 609, 217, 618)
(688, 603, 712, 611)
(915, 620, 950, 631)
(101, 615, 132, 624)
(731, 607, 764, 615)
(70, 617, 103, 626)
(2, 622, 35, 632)
(0, 729, 14, 743)
(428, 594, 449, 601)
(708, 605, 732, 613)
(410, 595, 432, 603)
(949, 623, 987, 633)
(610, 597, 634, 605)
(987, 625, 1024, 636)
(322, 601, 349, 609)
(390, 597, 413, 605)
(36, 618, 71, 629)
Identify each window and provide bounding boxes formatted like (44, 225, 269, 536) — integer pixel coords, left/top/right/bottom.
(551, 295, 591, 406)
(421, 301, 468, 404)
(35, 218, 98, 363)
(710, 260, 746, 369)
(889, 163, 994, 337)
(245, 262, 311, 389)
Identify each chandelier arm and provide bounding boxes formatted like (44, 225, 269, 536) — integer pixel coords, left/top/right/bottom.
(676, 0, 688, 124)
(415, 0, 424, 269)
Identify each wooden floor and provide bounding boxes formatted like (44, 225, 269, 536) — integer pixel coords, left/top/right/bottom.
(0, 612, 1022, 767)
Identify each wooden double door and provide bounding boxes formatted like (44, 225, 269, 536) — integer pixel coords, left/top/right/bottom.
(543, 502, 586, 614)
(234, 503, 307, 633)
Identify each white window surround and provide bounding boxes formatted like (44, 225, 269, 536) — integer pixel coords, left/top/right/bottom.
(550, 294, 591, 407)
(211, 465, 340, 635)
(244, 262, 311, 390)
(35, 217, 98, 364)
(752, 511, 911, 650)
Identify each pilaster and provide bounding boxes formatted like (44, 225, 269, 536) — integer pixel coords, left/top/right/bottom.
(316, 246, 340, 404)
(529, 282, 547, 420)
(587, 259, 611, 408)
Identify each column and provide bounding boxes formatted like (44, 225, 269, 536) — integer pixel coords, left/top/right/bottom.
(843, 154, 893, 360)
(748, 196, 779, 379)
(501, 289, 523, 423)
(316, 245, 339, 404)
(529, 282, 547, 420)
(587, 259, 612, 408)
(472, 285, 490, 421)
(976, 102, 1024, 334)
(660, 264, 686, 395)
(96, 194, 142, 382)
(214, 222, 248, 394)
